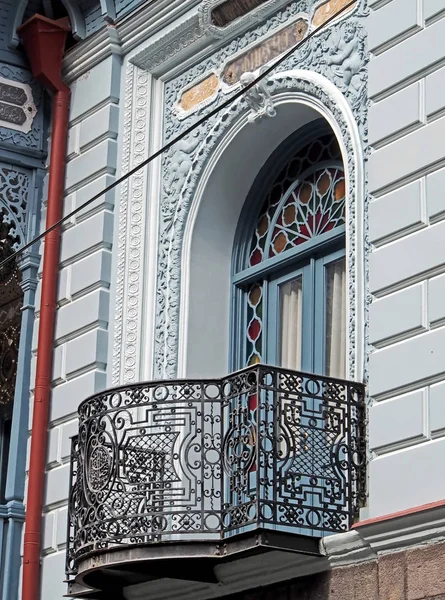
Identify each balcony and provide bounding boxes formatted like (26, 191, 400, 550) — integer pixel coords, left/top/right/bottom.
(65, 365, 366, 599)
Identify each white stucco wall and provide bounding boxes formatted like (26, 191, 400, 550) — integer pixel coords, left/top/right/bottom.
(367, 0, 445, 517)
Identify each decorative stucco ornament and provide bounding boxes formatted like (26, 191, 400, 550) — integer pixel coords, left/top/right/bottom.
(0, 164, 30, 249)
(0, 66, 43, 150)
(112, 0, 370, 386)
(322, 20, 364, 92)
(240, 70, 276, 123)
(165, 130, 202, 195)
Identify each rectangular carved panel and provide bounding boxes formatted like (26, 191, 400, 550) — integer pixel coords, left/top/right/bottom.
(211, 0, 270, 27)
(312, 0, 356, 28)
(0, 76, 36, 133)
(179, 73, 219, 112)
(222, 19, 309, 86)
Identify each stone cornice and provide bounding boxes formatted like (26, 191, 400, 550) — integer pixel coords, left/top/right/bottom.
(129, 0, 301, 76)
(62, 0, 200, 81)
(322, 501, 445, 567)
(62, 0, 299, 81)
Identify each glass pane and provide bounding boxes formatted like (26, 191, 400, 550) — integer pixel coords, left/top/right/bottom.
(325, 258, 346, 378)
(279, 277, 303, 370)
(246, 283, 263, 366)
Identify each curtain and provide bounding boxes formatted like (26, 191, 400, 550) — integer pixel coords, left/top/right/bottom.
(280, 277, 303, 370)
(325, 258, 346, 378)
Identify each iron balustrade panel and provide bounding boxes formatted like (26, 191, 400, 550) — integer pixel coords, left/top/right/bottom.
(66, 366, 366, 573)
(254, 366, 366, 536)
(66, 435, 79, 579)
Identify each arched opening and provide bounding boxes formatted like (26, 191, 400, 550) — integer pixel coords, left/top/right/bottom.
(232, 120, 346, 378)
(181, 99, 351, 379)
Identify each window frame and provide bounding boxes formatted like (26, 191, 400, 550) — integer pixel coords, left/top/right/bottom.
(230, 121, 347, 373)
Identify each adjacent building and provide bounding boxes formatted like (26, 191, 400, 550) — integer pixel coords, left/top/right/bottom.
(1, 0, 445, 599)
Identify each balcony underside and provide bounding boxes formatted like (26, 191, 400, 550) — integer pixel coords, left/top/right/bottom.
(67, 529, 329, 600)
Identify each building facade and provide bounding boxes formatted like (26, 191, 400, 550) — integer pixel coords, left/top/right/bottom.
(1, 0, 445, 599)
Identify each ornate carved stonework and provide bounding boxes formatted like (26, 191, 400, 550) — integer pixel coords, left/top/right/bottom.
(222, 18, 309, 85)
(131, 0, 312, 73)
(114, 0, 370, 386)
(112, 65, 149, 385)
(312, 0, 356, 28)
(173, 0, 357, 116)
(322, 19, 364, 91)
(240, 70, 276, 122)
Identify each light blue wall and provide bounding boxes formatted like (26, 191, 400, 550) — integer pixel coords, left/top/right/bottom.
(367, 0, 445, 517)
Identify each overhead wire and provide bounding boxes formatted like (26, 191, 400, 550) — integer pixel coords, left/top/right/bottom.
(0, 0, 356, 272)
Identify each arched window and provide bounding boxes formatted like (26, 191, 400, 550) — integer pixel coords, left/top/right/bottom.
(232, 122, 347, 378)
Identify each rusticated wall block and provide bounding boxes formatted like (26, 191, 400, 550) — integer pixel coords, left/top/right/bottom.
(378, 552, 406, 600)
(356, 561, 379, 600)
(406, 541, 445, 600)
(326, 565, 355, 600)
(232, 541, 445, 600)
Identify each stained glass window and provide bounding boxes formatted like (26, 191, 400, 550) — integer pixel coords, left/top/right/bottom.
(240, 132, 345, 367)
(246, 283, 263, 366)
(248, 134, 345, 267)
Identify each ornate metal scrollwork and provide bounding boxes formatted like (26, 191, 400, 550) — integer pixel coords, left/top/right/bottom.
(66, 365, 366, 577)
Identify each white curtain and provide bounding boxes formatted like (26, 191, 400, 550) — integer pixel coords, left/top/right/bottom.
(325, 258, 346, 378)
(280, 278, 303, 370)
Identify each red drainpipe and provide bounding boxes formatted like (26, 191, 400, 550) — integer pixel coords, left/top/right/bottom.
(17, 15, 71, 600)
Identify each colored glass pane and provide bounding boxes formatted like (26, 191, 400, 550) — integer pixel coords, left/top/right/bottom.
(246, 283, 263, 365)
(248, 134, 345, 267)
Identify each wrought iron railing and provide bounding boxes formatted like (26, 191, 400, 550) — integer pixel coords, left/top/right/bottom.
(66, 365, 366, 576)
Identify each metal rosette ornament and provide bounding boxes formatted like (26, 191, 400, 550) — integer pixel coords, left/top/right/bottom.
(81, 412, 117, 550)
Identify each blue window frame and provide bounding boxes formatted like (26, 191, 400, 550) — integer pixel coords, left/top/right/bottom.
(231, 121, 347, 377)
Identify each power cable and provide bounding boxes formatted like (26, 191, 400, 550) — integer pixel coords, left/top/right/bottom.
(0, 0, 356, 271)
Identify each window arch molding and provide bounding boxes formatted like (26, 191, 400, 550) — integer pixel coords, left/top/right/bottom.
(173, 73, 365, 383)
